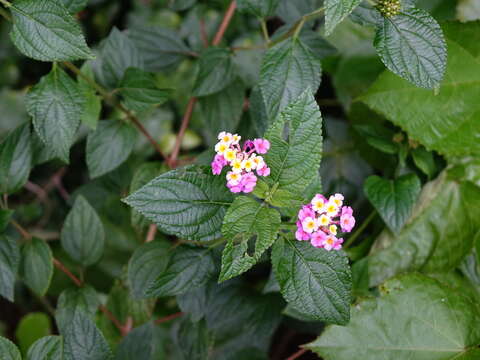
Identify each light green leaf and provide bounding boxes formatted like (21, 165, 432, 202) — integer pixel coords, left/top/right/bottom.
(61, 195, 105, 266)
(412, 147, 436, 178)
(237, 0, 280, 18)
(307, 274, 480, 360)
(264, 90, 323, 201)
(147, 246, 215, 297)
(20, 238, 53, 296)
(123, 165, 234, 242)
(0, 122, 32, 194)
(56, 286, 99, 333)
(220, 196, 281, 282)
(0, 235, 20, 302)
(0, 336, 21, 360)
(78, 63, 101, 130)
(9, 0, 94, 61)
(115, 322, 153, 360)
(26, 67, 84, 163)
(364, 174, 421, 233)
(127, 241, 170, 299)
(325, 0, 362, 35)
(119, 68, 171, 113)
(26, 336, 63, 360)
(271, 236, 352, 324)
(192, 48, 236, 96)
(260, 37, 321, 120)
(86, 120, 137, 178)
(15, 312, 52, 355)
(63, 312, 112, 360)
(61, 0, 88, 13)
(373, 7, 446, 88)
(362, 26, 480, 158)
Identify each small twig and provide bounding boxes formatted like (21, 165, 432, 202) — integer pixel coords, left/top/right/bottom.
(344, 210, 376, 248)
(200, 19, 209, 47)
(52, 171, 70, 202)
(99, 305, 132, 336)
(286, 348, 308, 360)
(0, 6, 11, 21)
(145, 224, 157, 243)
(53, 258, 83, 287)
(10, 219, 32, 239)
(168, 97, 197, 168)
(155, 312, 184, 325)
(25, 181, 48, 201)
(212, 1, 237, 46)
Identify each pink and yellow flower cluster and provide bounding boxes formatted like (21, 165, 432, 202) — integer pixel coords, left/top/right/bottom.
(211, 132, 271, 193)
(295, 193, 355, 251)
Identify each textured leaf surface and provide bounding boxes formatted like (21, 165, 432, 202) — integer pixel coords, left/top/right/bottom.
(264, 91, 323, 200)
(115, 323, 153, 360)
(374, 8, 446, 88)
(61, 0, 88, 13)
(0, 123, 32, 194)
(272, 236, 351, 324)
(364, 174, 421, 233)
(0, 235, 20, 302)
(192, 48, 236, 96)
(325, 0, 362, 35)
(26, 67, 84, 162)
(20, 238, 53, 296)
(56, 286, 99, 333)
(237, 0, 280, 18)
(61, 195, 105, 266)
(220, 196, 280, 281)
(260, 37, 321, 120)
(0, 337, 21, 360)
(78, 63, 101, 130)
(10, 0, 94, 61)
(307, 274, 480, 360)
(124, 166, 234, 242)
(171, 319, 210, 360)
(16, 313, 52, 355)
(86, 120, 137, 178)
(26, 336, 63, 360)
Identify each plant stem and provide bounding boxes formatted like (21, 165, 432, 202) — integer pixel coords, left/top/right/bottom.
(155, 311, 184, 325)
(0, 0, 11, 8)
(10, 219, 31, 239)
(212, 1, 237, 46)
(168, 97, 197, 167)
(286, 348, 308, 360)
(0, 6, 11, 21)
(344, 210, 377, 248)
(53, 258, 83, 287)
(145, 224, 157, 243)
(260, 19, 270, 43)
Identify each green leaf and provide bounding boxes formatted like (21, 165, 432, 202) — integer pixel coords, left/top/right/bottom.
(171, 319, 210, 360)
(177, 285, 209, 322)
(78, 63, 101, 130)
(0, 235, 20, 302)
(56, 286, 100, 333)
(128, 26, 191, 71)
(199, 80, 245, 144)
(260, 37, 322, 120)
(61, 0, 88, 13)
(220, 196, 281, 282)
(192, 48, 236, 96)
(412, 147, 436, 178)
(115, 322, 153, 360)
(63, 312, 113, 360)
(26, 336, 63, 360)
(264, 90, 323, 200)
(272, 236, 351, 324)
(0, 209, 14, 232)
(86, 120, 137, 179)
(0, 122, 32, 194)
(61, 195, 105, 266)
(15, 312, 52, 355)
(0, 336, 21, 360)
(307, 274, 480, 360)
(364, 174, 421, 233)
(373, 8, 446, 88)
(20, 238, 53, 296)
(123, 165, 234, 242)
(127, 241, 170, 299)
(119, 68, 171, 113)
(147, 246, 215, 297)
(237, 0, 280, 18)
(26, 67, 84, 163)
(367, 172, 480, 286)
(9, 0, 94, 61)
(362, 28, 480, 158)
(325, 0, 362, 35)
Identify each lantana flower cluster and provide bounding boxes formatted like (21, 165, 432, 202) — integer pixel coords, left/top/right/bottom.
(211, 132, 271, 193)
(295, 193, 356, 251)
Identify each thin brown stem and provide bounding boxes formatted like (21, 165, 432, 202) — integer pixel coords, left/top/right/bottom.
(155, 312, 184, 325)
(10, 219, 32, 239)
(145, 224, 157, 243)
(53, 258, 83, 287)
(200, 19, 209, 47)
(168, 97, 197, 168)
(286, 348, 308, 360)
(212, 1, 237, 46)
(99, 305, 130, 336)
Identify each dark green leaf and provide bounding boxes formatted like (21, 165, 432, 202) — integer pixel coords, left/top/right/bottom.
(9, 0, 94, 61)
(61, 0, 88, 13)
(26, 336, 63, 360)
(260, 37, 321, 120)
(220, 196, 281, 281)
(364, 174, 421, 233)
(15, 312, 52, 355)
(177, 285, 209, 322)
(272, 236, 351, 324)
(0, 209, 14, 232)
(124, 165, 234, 242)
(276, 0, 321, 23)
(147, 246, 215, 297)
(61, 195, 105, 266)
(115, 322, 153, 360)
(264, 90, 323, 200)
(237, 0, 280, 18)
(78, 63, 101, 130)
(20, 238, 53, 296)
(0, 235, 20, 302)
(86, 120, 137, 179)
(192, 48, 236, 96)
(307, 274, 480, 360)
(56, 286, 100, 333)
(171, 319, 210, 360)
(119, 68, 171, 113)
(0, 123, 32, 194)
(63, 312, 112, 360)
(0, 336, 21, 360)
(127, 241, 170, 299)
(26, 67, 84, 163)
(325, 0, 362, 35)
(373, 7, 446, 88)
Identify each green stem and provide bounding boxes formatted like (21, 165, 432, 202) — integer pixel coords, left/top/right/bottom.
(0, 6, 11, 21)
(0, 0, 11, 8)
(344, 210, 376, 248)
(260, 19, 270, 43)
